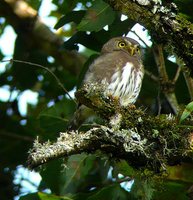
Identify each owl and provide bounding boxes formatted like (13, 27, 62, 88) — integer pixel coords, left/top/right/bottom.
(69, 37, 144, 130)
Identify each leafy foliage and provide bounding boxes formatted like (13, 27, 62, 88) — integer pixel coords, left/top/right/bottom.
(0, 0, 193, 200)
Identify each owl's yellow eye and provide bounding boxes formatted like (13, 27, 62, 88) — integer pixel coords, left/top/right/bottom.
(118, 41, 126, 48)
(136, 47, 140, 52)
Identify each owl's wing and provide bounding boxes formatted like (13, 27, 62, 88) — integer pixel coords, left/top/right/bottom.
(83, 51, 132, 84)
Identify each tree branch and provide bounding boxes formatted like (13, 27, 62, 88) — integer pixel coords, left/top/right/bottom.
(177, 58, 193, 101)
(28, 83, 193, 170)
(153, 44, 179, 114)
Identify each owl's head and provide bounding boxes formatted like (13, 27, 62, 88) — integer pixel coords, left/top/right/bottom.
(101, 37, 141, 56)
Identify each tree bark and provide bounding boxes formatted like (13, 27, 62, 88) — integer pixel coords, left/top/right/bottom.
(28, 84, 193, 170)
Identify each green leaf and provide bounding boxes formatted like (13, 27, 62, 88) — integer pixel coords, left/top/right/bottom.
(167, 163, 193, 183)
(153, 181, 189, 200)
(60, 154, 110, 194)
(108, 15, 135, 37)
(39, 160, 64, 194)
(113, 160, 135, 178)
(54, 11, 86, 29)
(63, 31, 109, 51)
(39, 154, 110, 195)
(77, 0, 115, 31)
(72, 184, 130, 200)
(85, 184, 129, 200)
(38, 99, 75, 135)
(19, 193, 40, 200)
(38, 192, 72, 200)
(180, 101, 193, 123)
(131, 178, 155, 200)
(174, 0, 193, 22)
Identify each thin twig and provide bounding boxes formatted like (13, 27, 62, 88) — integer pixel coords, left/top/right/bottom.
(173, 66, 181, 83)
(0, 59, 77, 105)
(153, 44, 179, 114)
(0, 130, 34, 142)
(130, 30, 150, 47)
(153, 44, 168, 81)
(183, 72, 193, 101)
(177, 58, 193, 101)
(115, 177, 132, 184)
(145, 70, 159, 82)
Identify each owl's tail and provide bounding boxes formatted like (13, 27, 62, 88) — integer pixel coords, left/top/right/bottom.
(67, 105, 95, 131)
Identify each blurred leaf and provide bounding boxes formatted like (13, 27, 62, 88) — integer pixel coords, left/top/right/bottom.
(174, 0, 193, 22)
(38, 192, 72, 200)
(52, 0, 86, 15)
(40, 154, 110, 195)
(12, 36, 38, 89)
(28, 0, 42, 10)
(85, 184, 130, 200)
(109, 15, 135, 37)
(0, 47, 4, 60)
(38, 99, 75, 135)
(77, 0, 115, 31)
(180, 101, 193, 123)
(63, 31, 109, 51)
(167, 163, 193, 183)
(72, 184, 131, 200)
(61, 154, 89, 194)
(39, 159, 64, 194)
(54, 11, 85, 29)
(12, 36, 49, 90)
(77, 54, 99, 88)
(113, 160, 135, 178)
(153, 181, 189, 200)
(19, 193, 40, 200)
(0, 113, 37, 167)
(20, 192, 72, 200)
(131, 178, 155, 200)
(60, 154, 110, 194)
(140, 48, 158, 107)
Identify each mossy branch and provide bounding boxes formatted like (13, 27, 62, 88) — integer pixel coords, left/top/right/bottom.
(28, 84, 193, 170)
(105, 0, 193, 76)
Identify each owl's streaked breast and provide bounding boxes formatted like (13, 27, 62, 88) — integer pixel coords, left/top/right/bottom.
(106, 62, 144, 106)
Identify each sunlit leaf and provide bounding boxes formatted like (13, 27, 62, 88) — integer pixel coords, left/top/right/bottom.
(77, 0, 115, 31)
(19, 193, 40, 200)
(38, 192, 72, 200)
(180, 101, 193, 123)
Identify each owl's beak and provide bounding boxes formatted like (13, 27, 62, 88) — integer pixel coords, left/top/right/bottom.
(130, 47, 135, 56)
(127, 46, 135, 56)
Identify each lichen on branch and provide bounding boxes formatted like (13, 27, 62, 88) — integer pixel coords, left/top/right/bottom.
(28, 83, 193, 170)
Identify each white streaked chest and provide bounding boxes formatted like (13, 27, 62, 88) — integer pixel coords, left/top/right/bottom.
(105, 62, 143, 106)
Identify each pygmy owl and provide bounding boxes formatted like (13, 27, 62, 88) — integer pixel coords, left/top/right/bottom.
(69, 36, 144, 130)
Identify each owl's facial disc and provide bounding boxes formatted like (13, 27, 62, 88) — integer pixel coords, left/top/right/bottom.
(129, 45, 140, 56)
(117, 40, 140, 56)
